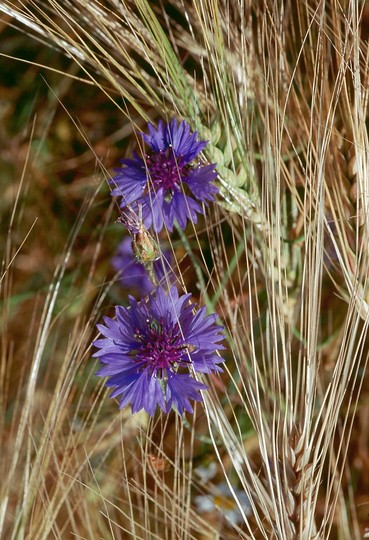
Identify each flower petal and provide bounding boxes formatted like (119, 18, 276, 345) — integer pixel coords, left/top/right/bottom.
(166, 374, 208, 415)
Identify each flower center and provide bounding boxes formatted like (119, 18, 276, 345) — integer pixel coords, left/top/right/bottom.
(134, 320, 188, 372)
(146, 148, 187, 192)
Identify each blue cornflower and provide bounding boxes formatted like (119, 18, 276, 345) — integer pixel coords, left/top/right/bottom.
(112, 237, 173, 296)
(110, 119, 218, 232)
(93, 286, 225, 415)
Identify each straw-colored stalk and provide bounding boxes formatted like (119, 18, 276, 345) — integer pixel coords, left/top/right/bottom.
(1, 1, 369, 538)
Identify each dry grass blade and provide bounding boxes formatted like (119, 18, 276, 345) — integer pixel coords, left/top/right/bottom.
(1, 1, 369, 539)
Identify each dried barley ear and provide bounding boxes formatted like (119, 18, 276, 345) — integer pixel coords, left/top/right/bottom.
(285, 425, 317, 539)
(325, 125, 369, 320)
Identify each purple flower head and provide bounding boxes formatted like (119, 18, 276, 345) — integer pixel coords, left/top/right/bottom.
(112, 237, 174, 295)
(110, 119, 218, 233)
(93, 286, 225, 415)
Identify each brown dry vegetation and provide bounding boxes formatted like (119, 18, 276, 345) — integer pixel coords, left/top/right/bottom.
(1, 1, 369, 539)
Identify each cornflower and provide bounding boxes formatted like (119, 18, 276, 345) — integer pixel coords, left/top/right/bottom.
(93, 286, 225, 415)
(110, 119, 218, 232)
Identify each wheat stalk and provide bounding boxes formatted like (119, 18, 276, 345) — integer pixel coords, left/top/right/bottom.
(1, 1, 369, 539)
